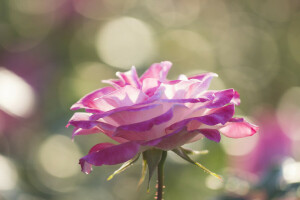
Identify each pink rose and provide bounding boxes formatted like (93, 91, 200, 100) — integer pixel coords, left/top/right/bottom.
(67, 61, 258, 174)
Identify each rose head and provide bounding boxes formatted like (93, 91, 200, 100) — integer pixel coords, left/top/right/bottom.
(67, 61, 258, 177)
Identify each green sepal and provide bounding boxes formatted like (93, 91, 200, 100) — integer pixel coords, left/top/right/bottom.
(138, 159, 147, 187)
(181, 147, 209, 155)
(172, 147, 222, 180)
(142, 149, 163, 191)
(107, 154, 140, 181)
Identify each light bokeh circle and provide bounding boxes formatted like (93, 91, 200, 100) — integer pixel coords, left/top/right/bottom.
(96, 17, 156, 69)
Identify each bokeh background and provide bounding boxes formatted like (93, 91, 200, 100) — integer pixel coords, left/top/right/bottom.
(1, 0, 300, 199)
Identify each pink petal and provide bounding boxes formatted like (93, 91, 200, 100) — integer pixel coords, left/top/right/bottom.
(67, 112, 127, 143)
(116, 66, 141, 89)
(88, 142, 116, 153)
(102, 79, 125, 88)
(141, 78, 161, 97)
(145, 129, 201, 150)
(198, 129, 221, 142)
(140, 61, 172, 82)
(72, 127, 100, 139)
(188, 72, 218, 81)
(100, 104, 163, 127)
(143, 128, 220, 150)
(91, 85, 148, 113)
(79, 142, 140, 174)
(166, 104, 235, 132)
(232, 90, 240, 105)
(202, 89, 236, 108)
(220, 119, 259, 138)
(187, 72, 218, 96)
(71, 87, 115, 110)
(113, 104, 188, 141)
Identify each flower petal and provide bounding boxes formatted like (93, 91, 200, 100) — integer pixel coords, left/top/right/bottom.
(72, 127, 100, 139)
(90, 85, 149, 113)
(67, 112, 127, 143)
(140, 61, 172, 82)
(188, 72, 218, 81)
(141, 78, 161, 97)
(113, 104, 188, 141)
(79, 142, 115, 174)
(220, 119, 259, 138)
(116, 66, 141, 89)
(166, 104, 235, 133)
(102, 79, 125, 88)
(143, 128, 220, 150)
(187, 72, 218, 95)
(198, 129, 221, 142)
(79, 142, 141, 174)
(141, 128, 198, 150)
(202, 89, 236, 108)
(70, 87, 115, 110)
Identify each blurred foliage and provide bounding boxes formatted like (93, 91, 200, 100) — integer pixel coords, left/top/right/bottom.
(0, 0, 300, 199)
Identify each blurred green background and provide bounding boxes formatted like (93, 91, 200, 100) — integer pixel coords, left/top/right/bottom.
(1, 0, 300, 199)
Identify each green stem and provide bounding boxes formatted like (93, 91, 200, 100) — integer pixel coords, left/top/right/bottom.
(156, 151, 167, 200)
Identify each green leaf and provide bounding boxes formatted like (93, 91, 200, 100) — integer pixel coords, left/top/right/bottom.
(107, 154, 140, 181)
(172, 147, 222, 180)
(142, 149, 163, 191)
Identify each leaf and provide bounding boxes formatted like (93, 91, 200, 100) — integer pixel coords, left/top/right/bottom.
(172, 147, 222, 180)
(107, 154, 140, 181)
(142, 149, 163, 191)
(181, 147, 209, 155)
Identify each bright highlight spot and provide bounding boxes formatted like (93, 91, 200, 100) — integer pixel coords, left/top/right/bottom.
(277, 87, 300, 140)
(225, 176, 249, 195)
(38, 135, 82, 178)
(221, 129, 259, 156)
(283, 159, 300, 184)
(0, 155, 18, 191)
(96, 17, 156, 69)
(205, 175, 223, 190)
(0, 67, 35, 117)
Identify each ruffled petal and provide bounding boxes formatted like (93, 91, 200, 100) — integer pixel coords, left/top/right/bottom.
(141, 78, 161, 97)
(79, 142, 141, 174)
(70, 87, 115, 110)
(67, 112, 127, 143)
(143, 128, 220, 150)
(166, 104, 235, 133)
(188, 72, 218, 82)
(198, 129, 221, 142)
(102, 79, 125, 88)
(113, 104, 189, 141)
(90, 85, 149, 113)
(232, 90, 240, 105)
(116, 66, 141, 89)
(202, 89, 236, 108)
(220, 119, 259, 138)
(140, 61, 172, 82)
(187, 72, 218, 96)
(72, 127, 100, 139)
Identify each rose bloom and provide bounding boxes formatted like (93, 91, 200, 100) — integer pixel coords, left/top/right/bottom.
(67, 61, 258, 174)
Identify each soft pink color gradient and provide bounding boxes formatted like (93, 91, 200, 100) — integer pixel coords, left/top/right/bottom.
(67, 61, 258, 174)
(234, 109, 291, 175)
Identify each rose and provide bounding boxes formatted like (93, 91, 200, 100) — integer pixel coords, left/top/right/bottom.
(67, 61, 258, 175)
